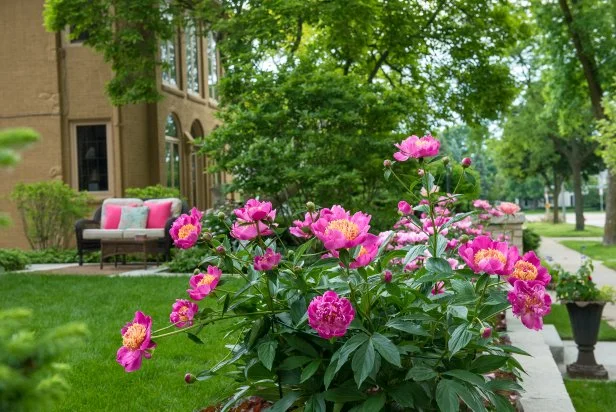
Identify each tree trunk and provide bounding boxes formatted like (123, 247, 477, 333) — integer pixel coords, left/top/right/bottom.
(571, 161, 585, 231)
(604, 171, 616, 244)
(553, 172, 561, 224)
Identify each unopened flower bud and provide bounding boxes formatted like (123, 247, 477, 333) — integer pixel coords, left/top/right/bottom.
(461, 157, 472, 168)
(217, 212, 226, 220)
(418, 169, 425, 176)
(306, 201, 316, 212)
(193, 268, 200, 275)
(459, 235, 470, 244)
(442, 156, 450, 166)
(481, 327, 492, 339)
(383, 159, 392, 168)
(398, 200, 412, 215)
(215, 245, 226, 255)
(202, 232, 213, 241)
(184, 373, 196, 384)
(383, 270, 393, 283)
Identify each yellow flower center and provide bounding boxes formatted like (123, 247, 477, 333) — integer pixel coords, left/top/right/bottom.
(416, 139, 432, 148)
(178, 306, 189, 322)
(511, 261, 538, 281)
(326, 219, 360, 240)
(122, 323, 146, 350)
(178, 224, 196, 239)
(357, 246, 368, 257)
(198, 274, 216, 287)
(474, 248, 506, 265)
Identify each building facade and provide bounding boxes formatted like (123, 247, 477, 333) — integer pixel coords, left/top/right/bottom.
(0, 0, 229, 248)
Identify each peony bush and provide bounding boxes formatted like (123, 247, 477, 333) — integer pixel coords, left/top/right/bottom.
(116, 134, 551, 411)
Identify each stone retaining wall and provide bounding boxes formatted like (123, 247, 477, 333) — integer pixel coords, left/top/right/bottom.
(486, 214, 525, 252)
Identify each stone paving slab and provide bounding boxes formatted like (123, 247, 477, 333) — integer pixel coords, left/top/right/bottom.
(18, 263, 79, 272)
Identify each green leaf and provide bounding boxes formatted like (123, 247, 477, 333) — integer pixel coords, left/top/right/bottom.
(324, 386, 367, 403)
(352, 340, 375, 387)
(384, 168, 391, 180)
(485, 379, 523, 392)
(403, 245, 426, 266)
(267, 390, 302, 412)
(499, 345, 531, 357)
(279, 355, 311, 371)
(388, 382, 420, 408)
(305, 393, 326, 412)
(257, 340, 278, 370)
(300, 359, 321, 383)
(385, 319, 430, 336)
(447, 305, 469, 320)
(470, 355, 509, 374)
(222, 293, 231, 314)
(290, 298, 308, 325)
(448, 323, 473, 357)
(293, 237, 317, 263)
(425, 257, 454, 274)
(487, 392, 515, 412)
(436, 379, 460, 412)
(443, 369, 485, 386)
(452, 381, 487, 412)
(335, 333, 369, 372)
(186, 332, 204, 344)
(435, 234, 448, 257)
(371, 333, 401, 367)
(195, 369, 215, 381)
(361, 392, 386, 412)
(339, 248, 351, 267)
(285, 335, 319, 358)
(450, 279, 476, 304)
(406, 366, 438, 381)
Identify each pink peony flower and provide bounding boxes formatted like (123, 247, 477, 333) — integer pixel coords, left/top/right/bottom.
(187, 266, 222, 300)
(290, 212, 317, 239)
(499, 202, 520, 215)
(458, 236, 519, 276)
(311, 205, 371, 251)
(169, 299, 199, 328)
(398, 200, 412, 215)
(230, 220, 274, 241)
(507, 251, 551, 286)
(234, 199, 276, 222)
(432, 281, 445, 295)
(393, 134, 440, 161)
(253, 248, 282, 271)
(170, 208, 203, 249)
(473, 199, 491, 211)
(508, 280, 552, 330)
(116, 311, 156, 372)
(349, 234, 380, 269)
(308, 291, 355, 339)
(447, 258, 460, 270)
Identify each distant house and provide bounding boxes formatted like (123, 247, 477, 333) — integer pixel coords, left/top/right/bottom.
(0, 0, 231, 248)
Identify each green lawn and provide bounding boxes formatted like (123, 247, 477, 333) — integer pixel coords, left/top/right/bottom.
(565, 380, 616, 411)
(543, 304, 616, 341)
(526, 222, 604, 238)
(560, 240, 616, 271)
(0, 274, 241, 411)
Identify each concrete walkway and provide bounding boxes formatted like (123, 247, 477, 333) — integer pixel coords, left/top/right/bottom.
(17, 263, 177, 277)
(539, 237, 616, 327)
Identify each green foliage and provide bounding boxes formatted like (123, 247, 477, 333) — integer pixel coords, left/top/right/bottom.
(525, 222, 604, 238)
(125, 184, 182, 200)
(555, 258, 613, 302)
(167, 247, 205, 273)
(11, 181, 91, 250)
(23, 248, 100, 264)
(522, 228, 541, 253)
(0, 249, 30, 272)
(597, 88, 616, 170)
(560, 240, 616, 271)
(565, 379, 616, 412)
(0, 308, 88, 412)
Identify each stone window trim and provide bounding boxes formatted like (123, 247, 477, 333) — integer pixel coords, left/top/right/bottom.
(70, 121, 115, 199)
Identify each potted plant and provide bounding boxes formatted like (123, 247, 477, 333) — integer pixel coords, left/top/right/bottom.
(556, 258, 615, 379)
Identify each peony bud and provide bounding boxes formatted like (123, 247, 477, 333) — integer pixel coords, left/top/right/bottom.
(461, 157, 472, 168)
(202, 232, 213, 241)
(442, 156, 450, 166)
(383, 159, 392, 168)
(418, 169, 425, 176)
(184, 373, 196, 384)
(306, 201, 316, 212)
(215, 245, 226, 255)
(193, 268, 200, 275)
(481, 327, 492, 339)
(459, 235, 470, 244)
(383, 270, 393, 283)
(217, 212, 226, 220)
(398, 200, 412, 215)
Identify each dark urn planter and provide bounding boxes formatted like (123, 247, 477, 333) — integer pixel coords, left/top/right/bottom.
(565, 301, 608, 379)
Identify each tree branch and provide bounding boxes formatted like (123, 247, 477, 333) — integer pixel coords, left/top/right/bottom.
(367, 50, 389, 83)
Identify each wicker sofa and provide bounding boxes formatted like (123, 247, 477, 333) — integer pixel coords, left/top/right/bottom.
(75, 197, 189, 265)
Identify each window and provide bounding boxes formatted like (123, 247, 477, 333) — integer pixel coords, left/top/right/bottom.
(161, 36, 179, 87)
(165, 115, 181, 189)
(186, 22, 200, 95)
(207, 31, 219, 100)
(75, 124, 109, 192)
(69, 25, 89, 44)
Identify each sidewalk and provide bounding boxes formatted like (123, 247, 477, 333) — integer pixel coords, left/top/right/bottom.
(539, 237, 616, 327)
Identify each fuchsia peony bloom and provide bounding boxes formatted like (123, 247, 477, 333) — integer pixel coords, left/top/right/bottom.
(508, 280, 552, 330)
(308, 291, 355, 339)
(234, 199, 276, 222)
(169, 299, 199, 328)
(349, 234, 380, 269)
(170, 208, 203, 249)
(499, 202, 521, 215)
(253, 248, 282, 271)
(311, 205, 371, 251)
(458, 236, 519, 276)
(290, 212, 317, 239)
(187, 266, 222, 300)
(116, 311, 156, 372)
(398, 201, 412, 215)
(230, 220, 274, 240)
(507, 251, 551, 286)
(393, 134, 440, 161)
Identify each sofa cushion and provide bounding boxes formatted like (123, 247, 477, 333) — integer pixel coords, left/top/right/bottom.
(101, 198, 143, 228)
(83, 229, 124, 240)
(145, 198, 182, 217)
(123, 228, 166, 239)
(118, 206, 149, 229)
(143, 200, 172, 228)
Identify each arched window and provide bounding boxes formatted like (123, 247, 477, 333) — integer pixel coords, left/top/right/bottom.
(186, 22, 200, 95)
(165, 114, 181, 189)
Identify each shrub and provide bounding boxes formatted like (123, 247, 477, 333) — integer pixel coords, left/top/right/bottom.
(523, 227, 541, 253)
(0, 249, 30, 272)
(11, 181, 90, 249)
(125, 184, 182, 200)
(167, 248, 205, 273)
(23, 248, 99, 264)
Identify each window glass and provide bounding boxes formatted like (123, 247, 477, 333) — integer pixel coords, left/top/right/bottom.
(207, 31, 218, 100)
(76, 125, 108, 191)
(186, 22, 200, 94)
(161, 36, 178, 87)
(165, 115, 181, 189)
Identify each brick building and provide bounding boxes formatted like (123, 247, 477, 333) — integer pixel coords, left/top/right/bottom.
(0, 0, 229, 248)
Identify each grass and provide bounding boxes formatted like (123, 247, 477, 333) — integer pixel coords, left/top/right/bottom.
(543, 304, 616, 341)
(525, 222, 604, 238)
(560, 240, 616, 271)
(0, 274, 242, 411)
(565, 380, 616, 411)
